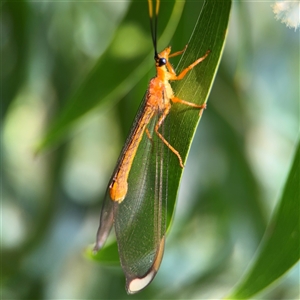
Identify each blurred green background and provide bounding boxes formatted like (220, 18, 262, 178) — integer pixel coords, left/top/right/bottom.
(1, 1, 299, 299)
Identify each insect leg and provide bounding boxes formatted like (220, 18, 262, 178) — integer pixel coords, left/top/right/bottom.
(171, 97, 206, 116)
(168, 45, 188, 58)
(169, 49, 211, 80)
(145, 127, 155, 152)
(155, 104, 184, 168)
(145, 128, 153, 140)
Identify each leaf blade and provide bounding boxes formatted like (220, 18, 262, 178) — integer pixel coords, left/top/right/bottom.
(225, 140, 300, 299)
(93, 0, 232, 264)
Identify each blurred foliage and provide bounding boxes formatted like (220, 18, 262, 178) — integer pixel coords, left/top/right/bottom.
(1, 1, 299, 300)
(226, 142, 299, 299)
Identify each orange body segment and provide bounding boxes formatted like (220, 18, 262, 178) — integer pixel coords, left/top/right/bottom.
(109, 106, 154, 202)
(108, 46, 209, 202)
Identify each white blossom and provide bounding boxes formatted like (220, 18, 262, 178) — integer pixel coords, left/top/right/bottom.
(272, 1, 300, 30)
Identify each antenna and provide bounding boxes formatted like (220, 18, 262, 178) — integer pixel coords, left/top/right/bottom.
(148, 0, 160, 58)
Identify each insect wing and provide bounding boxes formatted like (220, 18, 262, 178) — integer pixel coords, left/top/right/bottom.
(94, 95, 152, 252)
(114, 107, 168, 294)
(94, 189, 114, 252)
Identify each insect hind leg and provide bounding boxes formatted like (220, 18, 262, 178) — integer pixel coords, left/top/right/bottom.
(155, 105, 184, 168)
(171, 97, 206, 116)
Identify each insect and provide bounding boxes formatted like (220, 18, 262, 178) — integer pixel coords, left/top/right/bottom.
(94, 0, 210, 294)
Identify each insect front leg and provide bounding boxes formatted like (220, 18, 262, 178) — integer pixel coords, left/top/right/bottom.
(145, 128, 153, 141)
(168, 45, 188, 58)
(168, 49, 211, 80)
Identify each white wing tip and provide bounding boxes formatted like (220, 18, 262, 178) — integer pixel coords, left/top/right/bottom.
(127, 270, 156, 294)
(126, 236, 165, 294)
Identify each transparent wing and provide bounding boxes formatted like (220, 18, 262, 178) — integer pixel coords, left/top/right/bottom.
(94, 189, 114, 252)
(94, 94, 152, 252)
(113, 111, 168, 293)
(94, 95, 169, 293)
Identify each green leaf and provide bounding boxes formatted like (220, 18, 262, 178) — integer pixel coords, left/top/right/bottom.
(164, 0, 231, 228)
(85, 243, 120, 266)
(92, 0, 231, 264)
(225, 140, 300, 299)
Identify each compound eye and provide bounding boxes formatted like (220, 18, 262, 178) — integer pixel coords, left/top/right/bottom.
(158, 57, 167, 66)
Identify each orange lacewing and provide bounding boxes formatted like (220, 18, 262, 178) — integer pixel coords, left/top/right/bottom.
(94, 0, 209, 293)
